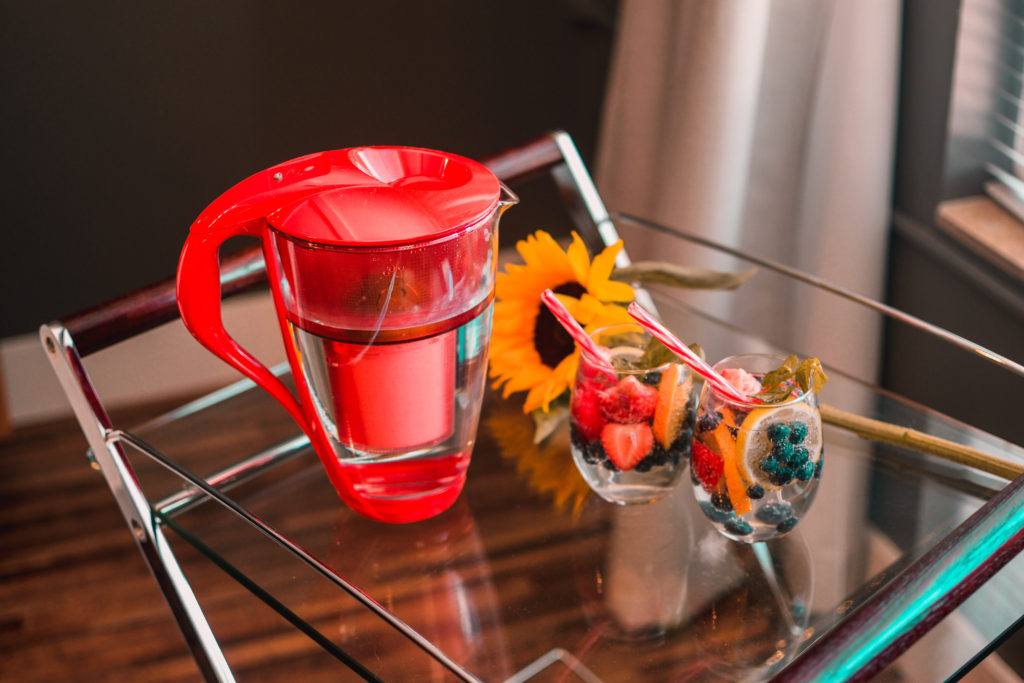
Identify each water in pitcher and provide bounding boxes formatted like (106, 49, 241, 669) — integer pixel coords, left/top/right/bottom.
(289, 304, 492, 520)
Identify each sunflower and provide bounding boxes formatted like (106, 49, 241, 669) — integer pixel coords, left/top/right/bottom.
(489, 230, 635, 414)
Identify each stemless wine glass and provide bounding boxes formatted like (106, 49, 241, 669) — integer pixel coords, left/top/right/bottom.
(569, 323, 695, 505)
(691, 353, 823, 541)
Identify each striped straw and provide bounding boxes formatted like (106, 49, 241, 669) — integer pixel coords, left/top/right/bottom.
(540, 289, 616, 372)
(626, 301, 749, 403)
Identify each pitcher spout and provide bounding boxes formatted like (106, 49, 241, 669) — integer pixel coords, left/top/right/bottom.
(498, 182, 519, 213)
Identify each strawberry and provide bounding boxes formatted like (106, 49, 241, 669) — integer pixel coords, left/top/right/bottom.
(600, 422, 654, 471)
(691, 440, 724, 492)
(571, 383, 606, 441)
(599, 376, 658, 424)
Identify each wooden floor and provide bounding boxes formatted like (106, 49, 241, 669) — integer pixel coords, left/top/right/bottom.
(1, 400, 210, 682)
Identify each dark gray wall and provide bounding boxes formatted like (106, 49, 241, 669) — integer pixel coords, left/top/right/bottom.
(886, 0, 1024, 447)
(887, 1, 1024, 670)
(1, 0, 618, 337)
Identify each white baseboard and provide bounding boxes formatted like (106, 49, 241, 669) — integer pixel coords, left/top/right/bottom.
(2, 291, 284, 428)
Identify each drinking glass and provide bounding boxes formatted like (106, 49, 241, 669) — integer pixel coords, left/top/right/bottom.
(569, 323, 695, 505)
(691, 353, 823, 541)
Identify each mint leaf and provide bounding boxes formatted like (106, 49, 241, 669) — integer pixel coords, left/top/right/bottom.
(755, 355, 827, 403)
(795, 358, 828, 394)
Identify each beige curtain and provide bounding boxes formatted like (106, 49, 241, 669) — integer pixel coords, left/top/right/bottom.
(596, 0, 899, 373)
(595, 0, 917, 667)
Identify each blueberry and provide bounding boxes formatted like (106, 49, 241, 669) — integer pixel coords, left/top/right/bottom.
(759, 455, 780, 474)
(634, 458, 653, 473)
(711, 491, 733, 512)
(772, 440, 795, 464)
(776, 516, 799, 534)
(769, 468, 794, 487)
(796, 459, 815, 481)
(788, 421, 808, 444)
(766, 422, 790, 444)
(814, 455, 824, 479)
(724, 518, 754, 536)
(756, 502, 794, 525)
(791, 445, 810, 467)
(747, 484, 765, 500)
(670, 431, 692, 457)
(667, 438, 688, 465)
(699, 501, 734, 524)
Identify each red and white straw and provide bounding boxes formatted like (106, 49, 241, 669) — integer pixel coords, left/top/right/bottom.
(540, 289, 615, 372)
(626, 301, 749, 403)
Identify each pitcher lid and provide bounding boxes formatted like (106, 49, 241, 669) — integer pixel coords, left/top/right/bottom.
(189, 146, 501, 247)
(267, 146, 501, 246)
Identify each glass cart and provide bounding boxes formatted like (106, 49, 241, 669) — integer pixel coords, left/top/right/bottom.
(41, 132, 1024, 682)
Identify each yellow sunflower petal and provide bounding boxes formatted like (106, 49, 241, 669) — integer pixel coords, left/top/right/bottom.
(565, 232, 591, 285)
(588, 278, 636, 303)
(589, 248, 635, 303)
(587, 239, 622, 286)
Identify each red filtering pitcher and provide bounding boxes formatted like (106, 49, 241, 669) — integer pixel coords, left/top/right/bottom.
(176, 146, 516, 523)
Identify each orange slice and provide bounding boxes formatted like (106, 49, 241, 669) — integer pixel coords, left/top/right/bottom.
(709, 423, 750, 515)
(652, 363, 693, 449)
(735, 401, 822, 489)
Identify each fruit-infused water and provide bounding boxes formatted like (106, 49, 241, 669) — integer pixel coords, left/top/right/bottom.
(290, 304, 492, 521)
(691, 354, 823, 542)
(569, 323, 694, 505)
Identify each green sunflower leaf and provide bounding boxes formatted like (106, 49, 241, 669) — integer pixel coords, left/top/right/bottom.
(611, 262, 757, 290)
(531, 399, 570, 445)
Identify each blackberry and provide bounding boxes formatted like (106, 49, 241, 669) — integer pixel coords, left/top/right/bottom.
(569, 424, 586, 450)
(699, 501, 734, 524)
(711, 491, 733, 512)
(796, 459, 815, 481)
(776, 516, 799, 534)
(696, 412, 721, 434)
(746, 484, 765, 500)
(582, 438, 605, 464)
(634, 458, 653, 473)
(766, 422, 790, 444)
(788, 421, 808, 444)
(724, 518, 754, 536)
(756, 501, 794, 525)
(641, 370, 663, 387)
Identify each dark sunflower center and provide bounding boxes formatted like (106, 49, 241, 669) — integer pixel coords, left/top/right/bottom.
(533, 282, 587, 368)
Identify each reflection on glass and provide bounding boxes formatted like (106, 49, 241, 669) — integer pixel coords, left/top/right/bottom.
(684, 526, 814, 680)
(324, 500, 512, 681)
(573, 485, 693, 641)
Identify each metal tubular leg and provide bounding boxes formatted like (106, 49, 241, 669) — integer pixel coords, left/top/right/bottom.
(40, 323, 236, 683)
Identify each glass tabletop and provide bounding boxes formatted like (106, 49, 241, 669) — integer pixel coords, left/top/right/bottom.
(115, 221, 1024, 682)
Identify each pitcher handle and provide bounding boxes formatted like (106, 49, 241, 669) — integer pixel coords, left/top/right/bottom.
(176, 222, 310, 433)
